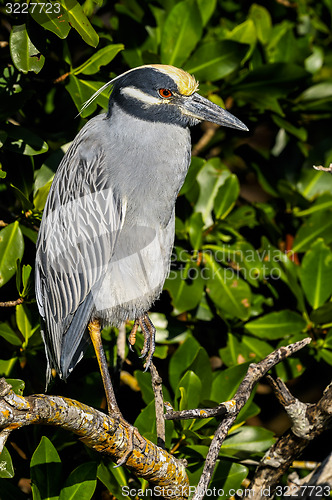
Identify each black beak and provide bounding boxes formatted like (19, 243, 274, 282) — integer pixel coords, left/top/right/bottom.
(181, 92, 248, 131)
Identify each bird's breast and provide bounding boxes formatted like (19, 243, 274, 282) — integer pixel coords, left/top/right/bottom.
(104, 104, 192, 227)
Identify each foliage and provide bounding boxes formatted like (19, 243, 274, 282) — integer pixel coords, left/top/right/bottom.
(0, 0, 332, 497)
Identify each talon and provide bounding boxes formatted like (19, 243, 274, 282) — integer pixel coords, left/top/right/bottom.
(113, 423, 146, 467)
(139, 317, 150, 358)
(132, 314, 156, 369)
(142, 315, 156, 371)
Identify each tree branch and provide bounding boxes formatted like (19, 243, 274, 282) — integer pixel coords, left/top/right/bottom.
(246, 381, 332, 499)
(0, 378, 189, 500)
(167, 338, 312, 500)
(288, 452, 332, 499)
(150, 361, 166, 448)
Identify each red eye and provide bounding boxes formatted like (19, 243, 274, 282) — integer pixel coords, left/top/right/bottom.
(159, 88, 173, 98)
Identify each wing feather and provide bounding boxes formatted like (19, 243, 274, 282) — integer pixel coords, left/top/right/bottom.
(36, 122, 125, 382)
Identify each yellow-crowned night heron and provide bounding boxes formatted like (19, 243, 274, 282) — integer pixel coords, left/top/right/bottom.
(35, 64, 248, 418)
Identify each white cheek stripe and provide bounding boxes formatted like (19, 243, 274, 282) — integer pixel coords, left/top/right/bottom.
(120, 86, 165, 105)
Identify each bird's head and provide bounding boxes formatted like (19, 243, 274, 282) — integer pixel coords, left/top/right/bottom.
(81, 64, 248, 131)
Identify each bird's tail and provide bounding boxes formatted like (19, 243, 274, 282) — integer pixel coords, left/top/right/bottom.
(60, 292, 95, 380)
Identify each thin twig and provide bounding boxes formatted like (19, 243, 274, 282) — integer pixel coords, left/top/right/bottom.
(191, 338, 312, 500)
(267, 375, 314, 439)
(275, 0, 298, 7)
(266, 375, 295, 406)
(313, 163, 332, 173)
(54, 72, 70, 84)
(115, 322, 126, 389)
(289, 452, 332, 498)
(192, 123, 219, 156)
(150, 362, 166, 448)
(165, 401, 233, 420)
(0, 297, 24, 307)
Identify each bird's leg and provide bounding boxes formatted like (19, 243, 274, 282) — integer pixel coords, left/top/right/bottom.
(128, 314, 156, 371)
(141, 314, 156, 371)
(88, 319, 121, 416)
(138, 316, 151, 360)
(89, 319, 146, 467)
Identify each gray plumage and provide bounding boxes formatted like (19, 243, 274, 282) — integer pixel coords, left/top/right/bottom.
(35, 64, 248, 385)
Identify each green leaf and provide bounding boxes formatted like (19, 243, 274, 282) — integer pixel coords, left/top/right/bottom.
(20, 225, 38, 244)
(0, 130, 8, 148)
(16, 304, 38, 344)
(187, 212, 204, 250)
(210, 461, 248, 497)
(59, 462, 97, 500)
(72, 45, 124, 75)
(0, 222, 24, 288)
(0, 447, 14, 478)
(204, 252, 251, 320)
(295, 193, 332, 218)
(62, 0, 99, 47)
(9, 24, 45, 74)
(320, 348, 332, 365)
(10, 184, 33, 210)
(134, 370, 154, 405)
(164, 262, 204, 315)
(219, 333, 247, 367)
(22, 264, 32, 296)
(0, 323, 22, 346)
(195, 158, 231, 225)
(188, 347, 212, 401)
(305, 46, 324, 74)
(249, 4, 272, 44)
(323, 328, 332, 350)
(197, 0, 216, 26)
(161, 0, 202, 66)
(293, 212, 332, 252)
(34, 180, 53, 210)
(134, 400, 156, 443)
(34, 163, 56, 194)
(259, 238, 306, 312)
(30, 436, 62, 500)
(5, 124, 49, 156)
(184, 41, 247, 81)
(0, 358, 18, 377)
(242, 336, 273, 361)
(97, 461, 131, 500)
(176, 370, 201, 411)
(299, 239, 332, 309)
(220, 426, 275, 456)
(272, 115, 307, 141)
(311, 302, 332, 324)
(214, 174, 240, 219)
(226, 19, 257, 49)
(30, 0, 71, 39)
(211, 362, 251, 403)
(297, 82, 332, 102)
(6, 378, 25, 395)
(245, 310, 307, 340)
(180, 156, 205, 196)
(296, 169, 332, 200)
(66, 76, 110, 117)
(169, 336, 201, 391)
